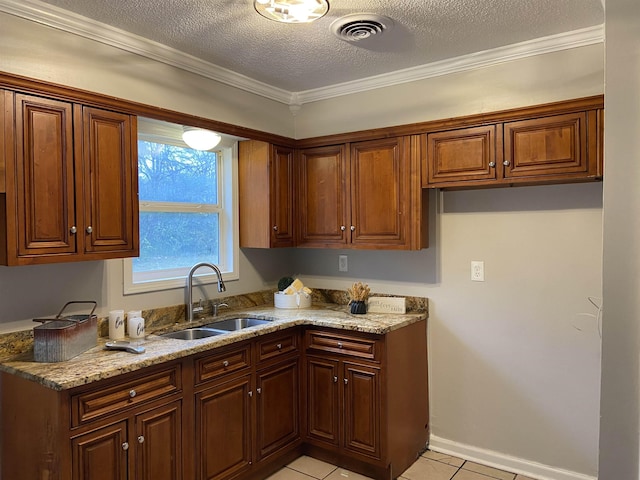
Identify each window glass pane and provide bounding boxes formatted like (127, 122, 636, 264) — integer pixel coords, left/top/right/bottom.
(133, 211, 219, 273)
(138, 141, 218, 204)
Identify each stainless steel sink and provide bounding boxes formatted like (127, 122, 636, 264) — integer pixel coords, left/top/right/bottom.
(160, 328, 224, 340)
(204, 317, 271, 331)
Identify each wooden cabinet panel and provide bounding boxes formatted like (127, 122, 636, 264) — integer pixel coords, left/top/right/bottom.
(503, 112, 590, 178)
(256, 330, 299, 362)
(306, 356, 340, 446)
(135, 401, 183, 480)
(72, 421, 128, 480)
(425, 125, 498, 185)
(14, 93, 77, 257)
(195, 342, 252, 386)
(1, 89, 138, 265)
(256, 359, 300, 460)
(238, 140, 294, 248)
(350, 137, 410, 247)
(82, 107, 137, 254)
(297, 144, 349, 247)
(343, 362, 380, 459)
(196, 375, 253, 480)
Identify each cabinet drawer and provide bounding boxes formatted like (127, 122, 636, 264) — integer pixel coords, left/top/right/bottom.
(195, 343, 252, 386)
(256, 331, 299, 362)
(72, 364, 181, 426)
(305, 330, 381, 361)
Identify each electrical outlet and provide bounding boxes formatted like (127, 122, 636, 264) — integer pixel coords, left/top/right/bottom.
(471, 261, 485, 281)
(338, 255, 348, 272)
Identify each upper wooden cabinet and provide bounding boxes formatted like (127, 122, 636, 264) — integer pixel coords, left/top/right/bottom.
(297, 137, 428, 250)
(0, 90, 138, 265)
(423, 98, 603, 189)
(238, 140, 295, 248)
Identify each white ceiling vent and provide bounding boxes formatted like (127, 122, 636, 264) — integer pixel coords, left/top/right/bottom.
(331, 14, 393, 42)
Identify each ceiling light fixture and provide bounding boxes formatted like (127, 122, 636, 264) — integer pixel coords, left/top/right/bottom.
(182, 126, 222, 151)
(254, 0, 329, 24)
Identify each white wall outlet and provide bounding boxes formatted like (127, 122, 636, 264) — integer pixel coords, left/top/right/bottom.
(338, 255, 348, 272)
(471, 261, 485, 281)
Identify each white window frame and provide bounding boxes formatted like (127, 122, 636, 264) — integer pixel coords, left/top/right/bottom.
(123, 127, 239, 295)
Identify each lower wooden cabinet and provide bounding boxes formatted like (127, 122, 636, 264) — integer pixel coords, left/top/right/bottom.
(0, 322, 428, 480)
(304, 322, 429, 480)
(72, 401, 183, 480)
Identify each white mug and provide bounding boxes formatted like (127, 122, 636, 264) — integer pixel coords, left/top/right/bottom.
(108, 310, 125, 340)
(128, 316, 145, 339)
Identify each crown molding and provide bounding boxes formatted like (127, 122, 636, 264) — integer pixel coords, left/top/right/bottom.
(0, 0, 603, 107)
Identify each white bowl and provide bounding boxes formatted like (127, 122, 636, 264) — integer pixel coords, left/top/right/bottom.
(274, 292, 312, 309)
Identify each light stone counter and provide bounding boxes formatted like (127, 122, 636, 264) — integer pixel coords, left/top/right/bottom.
(0, 303, 426, 391)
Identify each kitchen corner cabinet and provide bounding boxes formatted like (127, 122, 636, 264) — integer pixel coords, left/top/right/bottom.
(423, 99, 603, 189)
(297, 136, 428, 250)
(303, 320, 429, 480)
(0, 90, 139, 265)
(238, 140, 295, 248)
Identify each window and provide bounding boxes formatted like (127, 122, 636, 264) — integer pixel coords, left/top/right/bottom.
(124, 118, 238, 294)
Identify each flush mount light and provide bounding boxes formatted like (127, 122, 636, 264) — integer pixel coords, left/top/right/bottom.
(182, 126, 222, 151)
(254, 0, 329, 23)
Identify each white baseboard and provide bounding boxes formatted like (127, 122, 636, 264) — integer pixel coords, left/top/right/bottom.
(428, 435, 597, 480)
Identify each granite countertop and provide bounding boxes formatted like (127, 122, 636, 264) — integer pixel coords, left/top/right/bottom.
(0, 303, 426, 391)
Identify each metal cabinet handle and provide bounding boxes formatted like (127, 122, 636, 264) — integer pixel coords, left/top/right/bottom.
(333, 376, 338, 383)
(276, 343, 282, 350)
(70, 226, 77, 234)
(122, 442, 129, 451)
(223, 360, 229, 367)
(344, 378, 348, 385)
(129, 390, 136, 398)
(248, 391, 253, 397)
(340, 225, 346, 231)
(273, 225, 278, 231)
(137, 436, 144, 444)
(350, 225, 355, 231)
(337, 342, 343, 348)
(86, 226, 93, 234)
(503, 160, 510, 166)
(257, 388, 262, 394)
(489, 162, 496, 168)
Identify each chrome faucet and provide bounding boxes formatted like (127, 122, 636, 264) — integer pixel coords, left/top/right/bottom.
(187, 262, 226, 322)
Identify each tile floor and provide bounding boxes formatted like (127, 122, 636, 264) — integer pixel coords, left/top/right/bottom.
(268, 452, 536, 480)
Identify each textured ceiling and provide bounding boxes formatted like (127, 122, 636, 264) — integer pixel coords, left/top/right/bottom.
(32, 0, 603, 92)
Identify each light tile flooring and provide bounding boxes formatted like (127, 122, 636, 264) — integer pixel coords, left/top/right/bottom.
(268, 452, 536, 480)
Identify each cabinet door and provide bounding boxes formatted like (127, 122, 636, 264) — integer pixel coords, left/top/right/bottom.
(270, 145, 295, 247)
(350, 137, 410, 248)
(195, 375, 252, 480)
(72, 421, 128, 480)
(255, 358, 300, 460)
(297, 145, 349, 247)
(12, 93, 78, 258)
(306, 356, 340, 446)
(425, 125, 498, 186)
(82, 107, 138, 257)
(503, 112, 590, 179)
(135, 401, 183, 480)
(343, 362, 381, 460)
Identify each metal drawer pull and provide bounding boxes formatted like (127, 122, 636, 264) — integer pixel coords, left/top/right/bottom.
(223, 360, 229, 367)
(129, 390, 136, 398)
(276, 343, 282, 350)
(337, 342, 343, 348)
(122, 442, 129, 451)
(138, 436, 144, 444)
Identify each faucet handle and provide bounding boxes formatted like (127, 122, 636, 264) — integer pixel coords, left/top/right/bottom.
(213, 302, 229, 316)
(192, 298, 205, 314)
